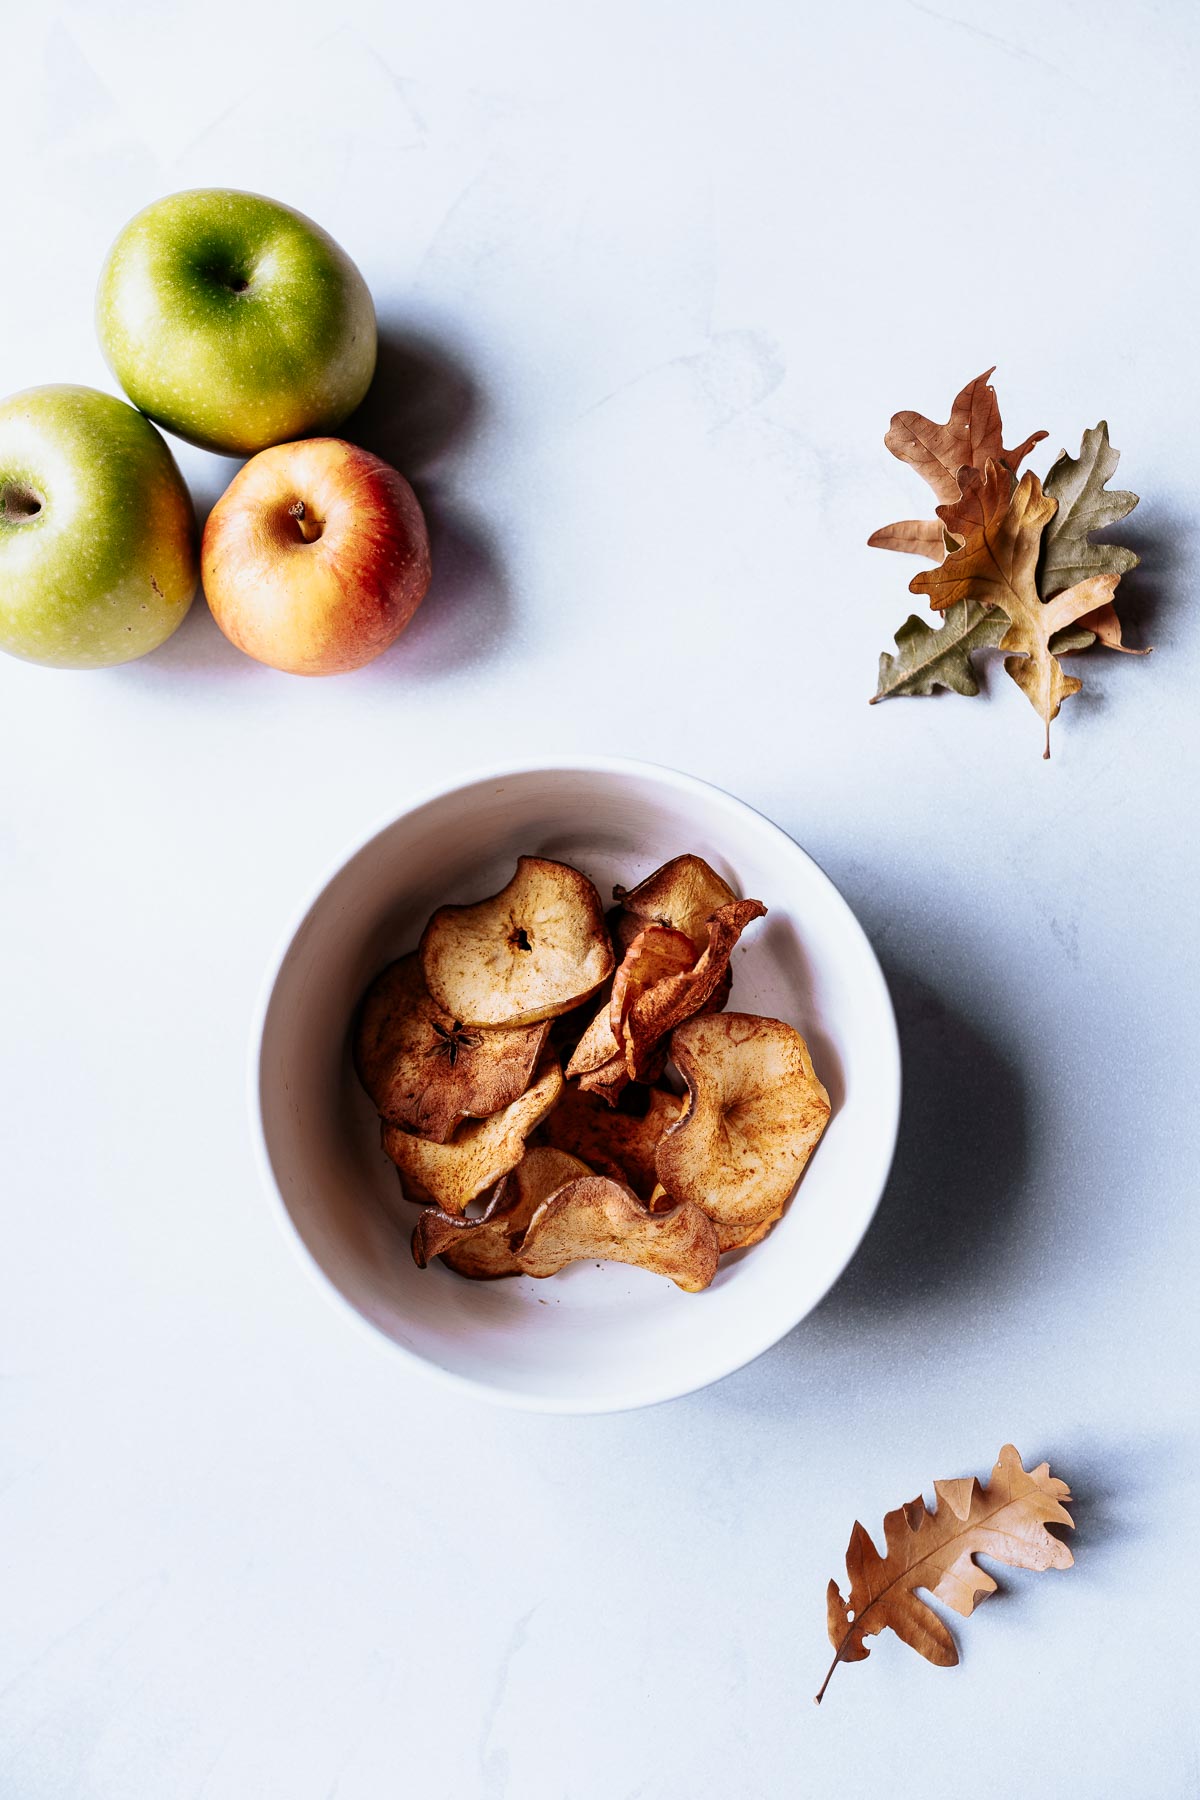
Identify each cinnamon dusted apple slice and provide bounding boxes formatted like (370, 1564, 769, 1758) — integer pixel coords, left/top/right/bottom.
(608, 925, 696, 1039)
(381, 1051, 562, 1212)
(655, 1013, 830, 1251)
(353, 954, 549, 1142)
(565, 998, 621, 1081)
(542, 1082, 684, 1199)
(412, 1146, 591, 1278)
(619, 898, 766, 1080)
(613, 854, 738, 954)
(575, 1050, 635, 1104)
(566, 923, 700, 1102)
(517, 1173, 719, 1292)
(572, 1034, 671, 1104)
(564, 984, 631, 1105)
(420, 856, 615, 1028)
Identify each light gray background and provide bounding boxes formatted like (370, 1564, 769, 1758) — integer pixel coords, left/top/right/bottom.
(2, 2, 1196, 1795)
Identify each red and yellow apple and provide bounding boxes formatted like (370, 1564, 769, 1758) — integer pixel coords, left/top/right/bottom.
(201, 439, 431, 674)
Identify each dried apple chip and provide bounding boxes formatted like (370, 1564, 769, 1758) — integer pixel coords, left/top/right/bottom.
(381, 1051, 562, 1213)
(608, 925, 696, 1040)
(614, 854, 738, 953)
(353, 954, 549, 1142)
(517, 1174, 719, 1292)
(575, 1051, 635, 1104)
(565, 997, 621, 1079)
(412, 1146, 591, 1278)
(420, 856, 615, 1028)
(620, 898, 766, 1080)
(656, 1013, 830, 1251)
(542, 1082, 684, 1199)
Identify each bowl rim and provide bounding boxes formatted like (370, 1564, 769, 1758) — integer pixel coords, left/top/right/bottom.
(248, 754, 901, 1414)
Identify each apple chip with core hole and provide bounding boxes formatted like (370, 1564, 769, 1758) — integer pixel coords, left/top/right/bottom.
(517, 1174, 719, 1292)
(381, 1052, 562, 1212)
(353, 954, 549, 1142)
(656, 1013, 830, 1251)
(412, 1146, 591, 1278)
(614, 854, 738, 953)
(620, 898, 766, 1080)
(543, 1083, 684, 1199)
(420, 857, 614, 1028)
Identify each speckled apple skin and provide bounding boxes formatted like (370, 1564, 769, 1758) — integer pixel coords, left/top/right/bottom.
(0, 385, 198, 669)
(201, 438, 431, 675)
(96, 189, 377, 456)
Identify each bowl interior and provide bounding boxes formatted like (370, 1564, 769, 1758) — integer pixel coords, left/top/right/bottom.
(255, 764, 898, 1411)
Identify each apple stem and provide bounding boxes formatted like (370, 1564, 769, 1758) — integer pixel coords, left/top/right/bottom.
(288, 500, 323, 545)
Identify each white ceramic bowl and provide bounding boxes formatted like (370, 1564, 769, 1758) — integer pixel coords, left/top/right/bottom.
(251, 759, 899, 1413)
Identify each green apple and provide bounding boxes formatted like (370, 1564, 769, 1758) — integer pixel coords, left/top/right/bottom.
(96, 189, 377, 456)
(0, 385, 197, 669)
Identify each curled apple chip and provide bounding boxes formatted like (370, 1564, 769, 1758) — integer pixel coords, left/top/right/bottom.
(566, 917, 729, 1099)
(608, 925, 697, 1040)
(353, 954, 549, 1142)
(412, 1146, 591, 1278)
(620, 898, 766, 1080)
(565, 985, 636, 1104)
(381, 1051, 562, 1213)
(655, 1013, 830, 1251)
(565, 998, 621, 1079)
(576, 1050, 635, 1104)
(421, 856, 615, 1028)
(542, 1082, 684, 1199)
(517, 1174, 719, 1292)
(614, 854, 738, 954)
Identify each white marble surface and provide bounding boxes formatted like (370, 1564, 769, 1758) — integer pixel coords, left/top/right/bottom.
(1, 2, 1197, 1795)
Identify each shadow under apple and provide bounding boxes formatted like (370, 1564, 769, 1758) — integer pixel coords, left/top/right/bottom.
(348, 321, 481, 475)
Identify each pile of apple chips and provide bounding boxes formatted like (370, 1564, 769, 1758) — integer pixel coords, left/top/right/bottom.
(353, 855, 830, 1292)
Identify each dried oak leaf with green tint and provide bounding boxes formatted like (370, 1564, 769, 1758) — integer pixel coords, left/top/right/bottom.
(871, 600, 1010, 702)
(1040, 422, 1147, 657)
(816, 1444, 1074, 1705)
(381, 1051, 562, 1212)
(517, 1173, 719, 1292)
(542, 1081, 685, 1199)
(910, 463, 1121, 757)
(411, 1146, 591, 1279)
(1041, 421, 1139, 594)
(420, 856, 614, 1028)
(353, 954, 549, 1142)
(656, 1012, 829, 1251)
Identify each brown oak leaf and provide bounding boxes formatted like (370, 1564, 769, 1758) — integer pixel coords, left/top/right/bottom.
(884, 367, 1047, 506)
(865, 518, 947, 561)
(935, 460, 1002, 543)
(910, 464, 1114, 756)
(816, 1444, 1074, 1705)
